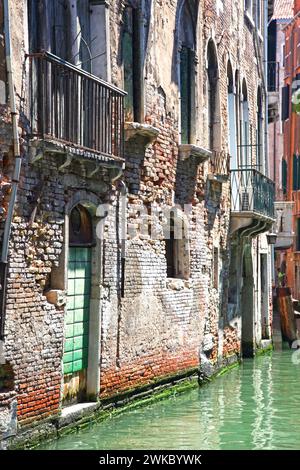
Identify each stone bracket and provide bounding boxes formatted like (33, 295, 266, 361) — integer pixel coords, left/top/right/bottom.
(59, 153, 73, 172)
(178, 144, 212, 163)
(124, 122, 160, 145)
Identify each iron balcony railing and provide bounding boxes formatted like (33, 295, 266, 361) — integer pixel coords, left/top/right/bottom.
(268, 61, 279, 93)
(28, 51, 126, 160)
(210, 150, 230, 177)
(231, 168, 275, 220)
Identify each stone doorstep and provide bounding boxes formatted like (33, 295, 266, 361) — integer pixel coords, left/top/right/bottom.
(261, 339, 272, 350)
(58, 402, 100, 429)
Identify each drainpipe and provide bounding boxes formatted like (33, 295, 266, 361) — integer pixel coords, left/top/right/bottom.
(107, 170, 127, 368)
(0, 0, 22, 346)
(264, 0, 269, 178)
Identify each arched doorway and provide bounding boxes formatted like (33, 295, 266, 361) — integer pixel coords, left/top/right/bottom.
(63, 204, 94, 403)
(241, 243, 255, 357)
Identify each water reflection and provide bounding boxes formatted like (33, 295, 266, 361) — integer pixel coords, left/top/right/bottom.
(38, 351, 300, 450)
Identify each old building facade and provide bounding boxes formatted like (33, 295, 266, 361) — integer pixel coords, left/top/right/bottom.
(269, 0, 300, 302)
(0, 0, 274, 447)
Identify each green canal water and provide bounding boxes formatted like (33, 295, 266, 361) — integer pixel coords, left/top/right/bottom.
(39, 350, 300, 450)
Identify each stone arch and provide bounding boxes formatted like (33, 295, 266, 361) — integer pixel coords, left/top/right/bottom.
(65, 190, 101, 216)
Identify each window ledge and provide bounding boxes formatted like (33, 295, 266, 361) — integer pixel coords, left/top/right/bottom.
(166, 278, 192, 290)
(124, 122, 160, 145)
(178, 144, 212, 163)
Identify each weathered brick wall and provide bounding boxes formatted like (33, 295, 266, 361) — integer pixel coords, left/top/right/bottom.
(0, 0, 268, 432)
(98, 0, 268, 396)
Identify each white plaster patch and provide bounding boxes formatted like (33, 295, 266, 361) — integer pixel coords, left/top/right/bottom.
(0, 81, 6, 105)
(216, 0, 224, 16)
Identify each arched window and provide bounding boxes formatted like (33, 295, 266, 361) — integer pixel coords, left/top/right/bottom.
(257, 87, 263, 171)
(179, 0, 197, 144)
(241, 79, 249, 167)
(207, 40, 221, 151)
(122, 2, 142, 122)
(227, 61, 237, 169)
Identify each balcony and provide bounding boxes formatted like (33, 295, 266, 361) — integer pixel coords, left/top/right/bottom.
(28, 51, 126, 166)
(274, 201, 294, 250)
(230, 168, 275, 233)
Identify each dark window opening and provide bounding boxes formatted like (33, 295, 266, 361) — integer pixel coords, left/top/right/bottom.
(293, 154, 300, 191)
(164, 211, 190, 280)
(69, 204, 94, 247)
(282, 158, 287, 194)
(178, 0, 197, 144)
(122, 6, 142, 122)
(180, 46, 194, 144)
(207, 40, 219, 151)
(281, 85, 290, 121)
(28, 0, 91, 69)
(166, 215, 175, 278)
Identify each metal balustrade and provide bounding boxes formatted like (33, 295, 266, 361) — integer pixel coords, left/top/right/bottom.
(231, 168, 275, 220)
(28, 51, 126, 160)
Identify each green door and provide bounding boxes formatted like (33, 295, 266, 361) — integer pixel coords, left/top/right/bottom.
(63, 247, 91, 375)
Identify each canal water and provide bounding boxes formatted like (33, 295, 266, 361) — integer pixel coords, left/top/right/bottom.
(38, 350, 300, 450)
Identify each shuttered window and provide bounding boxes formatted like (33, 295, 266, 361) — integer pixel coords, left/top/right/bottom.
(180, 47, 194, 144)
(293, 154, 300, 191)
(281, 85, 290, 121)
(282, 158, 287, 195)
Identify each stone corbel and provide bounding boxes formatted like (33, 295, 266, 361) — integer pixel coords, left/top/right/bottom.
(178, 144, 212, 164)
(29, 141, 45, 164)
(124, 122, 160, 145)
(58, 153, 73, 172)
(88, 163, 101, 178)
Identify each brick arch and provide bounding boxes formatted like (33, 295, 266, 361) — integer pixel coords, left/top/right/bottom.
(65, 190, 102, 216)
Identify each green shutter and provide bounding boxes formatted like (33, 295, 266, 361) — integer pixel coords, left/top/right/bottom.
(293, 154, 298, 191)
(63, 247, 91, 375)
(282, 159, 287, 194)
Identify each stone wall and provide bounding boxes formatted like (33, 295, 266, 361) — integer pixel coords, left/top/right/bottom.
(0, 0, 269, 442)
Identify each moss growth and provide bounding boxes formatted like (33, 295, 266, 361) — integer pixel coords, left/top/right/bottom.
(9, 360, 244, 450)
(255, 343, 273, 357)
